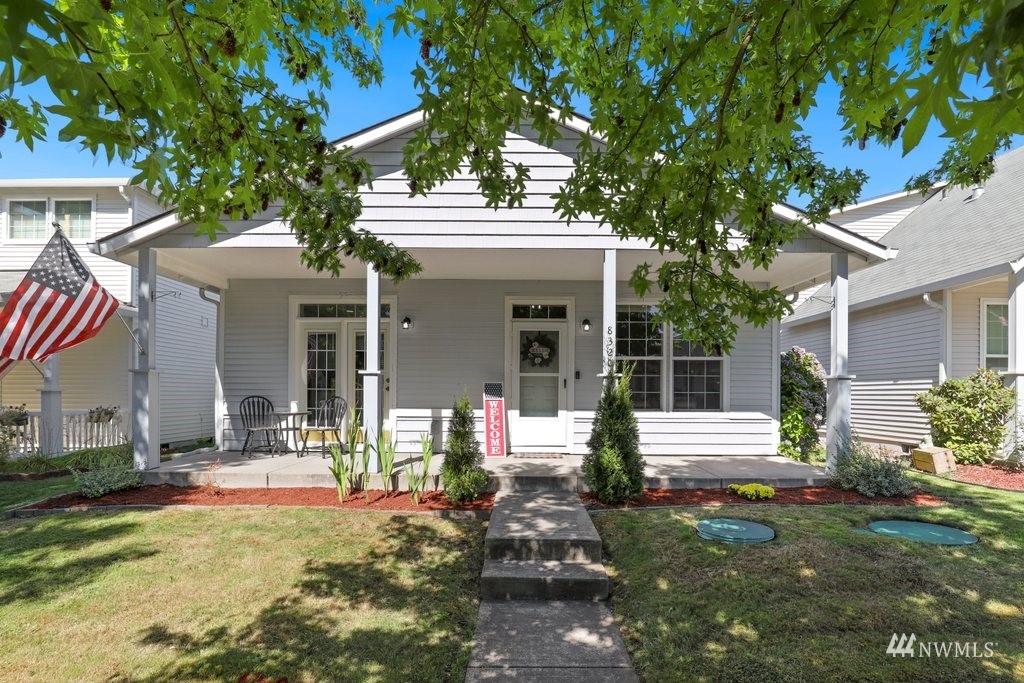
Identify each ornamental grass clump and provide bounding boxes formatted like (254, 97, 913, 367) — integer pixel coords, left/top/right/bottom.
(915, 368, 1016, 464)
(328, 444, 355, 500)
(441, 392, 488, 503)
(779, 347, 826, 462)
(584, 361, 645, 504)
(374, 429, 398, 494)
(405, 433, 434, 505)
(728, 483, 776, 500)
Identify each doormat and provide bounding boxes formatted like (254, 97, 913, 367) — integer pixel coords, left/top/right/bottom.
(510, 453, 564, 460)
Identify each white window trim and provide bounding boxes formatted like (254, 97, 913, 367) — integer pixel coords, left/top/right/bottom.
(615, 299, 730, 412)
(3, 196, 96, 244)
(980, 298, 1009, 370)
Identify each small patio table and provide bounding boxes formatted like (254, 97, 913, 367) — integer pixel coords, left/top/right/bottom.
(271, 410, 307, 455)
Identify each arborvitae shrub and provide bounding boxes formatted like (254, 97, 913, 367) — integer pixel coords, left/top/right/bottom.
(583, 364, 645, 503)
(441, 392, 488, 503)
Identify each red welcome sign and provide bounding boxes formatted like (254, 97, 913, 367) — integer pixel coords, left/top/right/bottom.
(483, 382, 507, 458)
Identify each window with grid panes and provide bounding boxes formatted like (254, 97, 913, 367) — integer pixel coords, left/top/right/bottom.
(672, 335, 723, 410)
(616, 304, 725, 411)
(8, 200, 47, 239)
(616, 305, 663, 410)
(55, 200, 93, 239)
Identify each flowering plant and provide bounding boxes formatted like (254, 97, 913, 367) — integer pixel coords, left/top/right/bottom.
(779, 347, 826, 462)
(0, 404, 28, 426)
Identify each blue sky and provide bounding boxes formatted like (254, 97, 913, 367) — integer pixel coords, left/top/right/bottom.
(0, 27, 1005, 206)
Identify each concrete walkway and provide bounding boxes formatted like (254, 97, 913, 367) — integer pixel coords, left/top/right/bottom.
(144, 449, 827, 490)
(466, 491, 638, 682)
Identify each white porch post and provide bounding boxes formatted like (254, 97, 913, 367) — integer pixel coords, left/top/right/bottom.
(132, 247, 160, 470)
(361, 264, 381, 472)
(1008, 265, 1024, 442)
(825, 253, 852, 473)
(213, 288, 226, 450)
(38, 355, 62, 455)
(601, 249, 617, 375)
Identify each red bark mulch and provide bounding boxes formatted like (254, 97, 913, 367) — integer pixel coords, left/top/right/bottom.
(23, 483, 945, 512)
(951, 463, 1024, 491)
(582, 486, 945, 509)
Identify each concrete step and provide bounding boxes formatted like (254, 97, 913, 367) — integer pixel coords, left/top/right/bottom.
(481, 559, 609, 601)
(487, 474, 580, 492)
(485, 491, 603, 562)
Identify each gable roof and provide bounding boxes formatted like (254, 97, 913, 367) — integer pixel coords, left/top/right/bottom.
(786, 145, 1024, 325)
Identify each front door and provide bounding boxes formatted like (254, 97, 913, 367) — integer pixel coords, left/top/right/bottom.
(509, 322, 570, 450)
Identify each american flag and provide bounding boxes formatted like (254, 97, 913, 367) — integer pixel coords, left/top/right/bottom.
(0, 229, 119, 379)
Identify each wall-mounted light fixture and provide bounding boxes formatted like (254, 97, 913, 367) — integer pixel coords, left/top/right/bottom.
(581, 318, 592, 332)
(401, 316, 413, 330)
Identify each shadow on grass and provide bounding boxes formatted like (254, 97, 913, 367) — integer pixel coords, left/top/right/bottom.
(595, 484, 1024, 682)
(135, 514, 485, 683)
(0, 513, 154, 605)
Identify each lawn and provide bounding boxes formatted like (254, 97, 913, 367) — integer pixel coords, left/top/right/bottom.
(0, 475, 76, 511)
(0, 507, 485, 682)
(594, 474, 1024, 682)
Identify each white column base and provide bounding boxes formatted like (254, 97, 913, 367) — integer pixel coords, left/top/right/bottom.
(132, 370, 160, 470)
(825, 375, 854, 474)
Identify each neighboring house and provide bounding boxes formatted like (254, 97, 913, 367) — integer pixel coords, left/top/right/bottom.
(0, 179, 217, 447)
(92, 111, 890, 467)
(782, 146, 1024, 449)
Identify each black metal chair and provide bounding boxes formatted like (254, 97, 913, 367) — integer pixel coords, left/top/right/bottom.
(300, 396, 348, 458)
(240, 395, 279, 458)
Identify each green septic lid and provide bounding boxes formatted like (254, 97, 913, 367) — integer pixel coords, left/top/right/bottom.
(867, 520, 978, 546)
(696, 518, 775, 544)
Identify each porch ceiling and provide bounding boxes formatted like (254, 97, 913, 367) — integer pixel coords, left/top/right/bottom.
(124, 245, 853, 294)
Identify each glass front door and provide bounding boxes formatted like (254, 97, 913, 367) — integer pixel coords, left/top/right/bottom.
(509, 321, 569, 449)
(350, 327, 390, 424)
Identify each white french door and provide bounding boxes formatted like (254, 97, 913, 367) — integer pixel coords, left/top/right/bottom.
(508, 321, 570, 450)
(349, 326, 391, 424)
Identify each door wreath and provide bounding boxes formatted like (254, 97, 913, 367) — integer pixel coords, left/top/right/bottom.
(521, 332, 557, 367)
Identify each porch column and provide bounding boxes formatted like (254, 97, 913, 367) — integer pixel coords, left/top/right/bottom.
(825, 253, 852, 474)
(361, 263, 381, 471)
(212, 288, 226, 450)
(131, 247, 160, 470)
(38, 355, 62, 455)
(601, 249, 616, 375)
(1008, 264, 1024, 441)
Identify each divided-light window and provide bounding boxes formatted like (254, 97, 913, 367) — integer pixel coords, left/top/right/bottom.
(6, 198, 93, 240)
(983, 301, 1009, 372)
(615, 304, 723, 411)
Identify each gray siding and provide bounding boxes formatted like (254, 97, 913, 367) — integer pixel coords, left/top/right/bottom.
(783, 297, 941, 445)
(220, 277, 779, 454)
(154, 275, 217, 444)
(951, 278, 1009, 378)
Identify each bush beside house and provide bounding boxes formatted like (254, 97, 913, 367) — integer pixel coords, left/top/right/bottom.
(441, 393, 488, 503)
(915, 369, 1016, 465)
(584, 364, 645, 504)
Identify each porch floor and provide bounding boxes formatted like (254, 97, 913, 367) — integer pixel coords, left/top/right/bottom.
(143, 449, 828, 490)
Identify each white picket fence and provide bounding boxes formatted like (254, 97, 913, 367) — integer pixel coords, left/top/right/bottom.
(6, 410, 129, 455)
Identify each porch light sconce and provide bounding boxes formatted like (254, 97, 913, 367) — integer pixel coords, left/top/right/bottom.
(401, 316, 413, 330)
(581, 318, 592, 332)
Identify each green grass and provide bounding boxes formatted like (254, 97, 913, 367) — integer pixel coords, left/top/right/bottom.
(0, 475, 76, 511)
(0, 508, 485, 682)
(594, 474, 1024, 682)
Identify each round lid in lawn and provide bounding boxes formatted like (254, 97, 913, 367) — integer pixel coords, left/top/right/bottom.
(867, 520, 978, 546)
(697, 518, 775, 544)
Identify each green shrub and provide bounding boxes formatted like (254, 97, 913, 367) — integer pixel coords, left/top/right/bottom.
(74, 466, 143, 499)
(830, 442, 913, 498)
(779, 347, 827, 462)
(583, 362, 645, 504)
(728, 483, 776, 500)
(915, 369, 1016, 464)
(441, 392, 488, 503)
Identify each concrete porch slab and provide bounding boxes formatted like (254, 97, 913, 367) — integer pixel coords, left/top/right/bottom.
(143, 450, 827, 489)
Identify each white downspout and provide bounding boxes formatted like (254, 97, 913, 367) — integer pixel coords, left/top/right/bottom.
(922, 292, 948, 383)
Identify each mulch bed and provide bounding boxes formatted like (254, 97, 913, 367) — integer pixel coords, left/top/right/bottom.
(26, 485, 496, 512)
(950, 463, 1024, 491)
(582, 486, 945, 509)
(22, 483, 945, 512)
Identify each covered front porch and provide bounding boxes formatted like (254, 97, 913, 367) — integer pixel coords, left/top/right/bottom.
(144, 448, 828, 490)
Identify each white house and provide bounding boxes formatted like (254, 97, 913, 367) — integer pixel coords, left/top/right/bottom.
(0, 179, 217, 448)
(782, 146, 1024, 448)
(91, 111, 892, 468)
